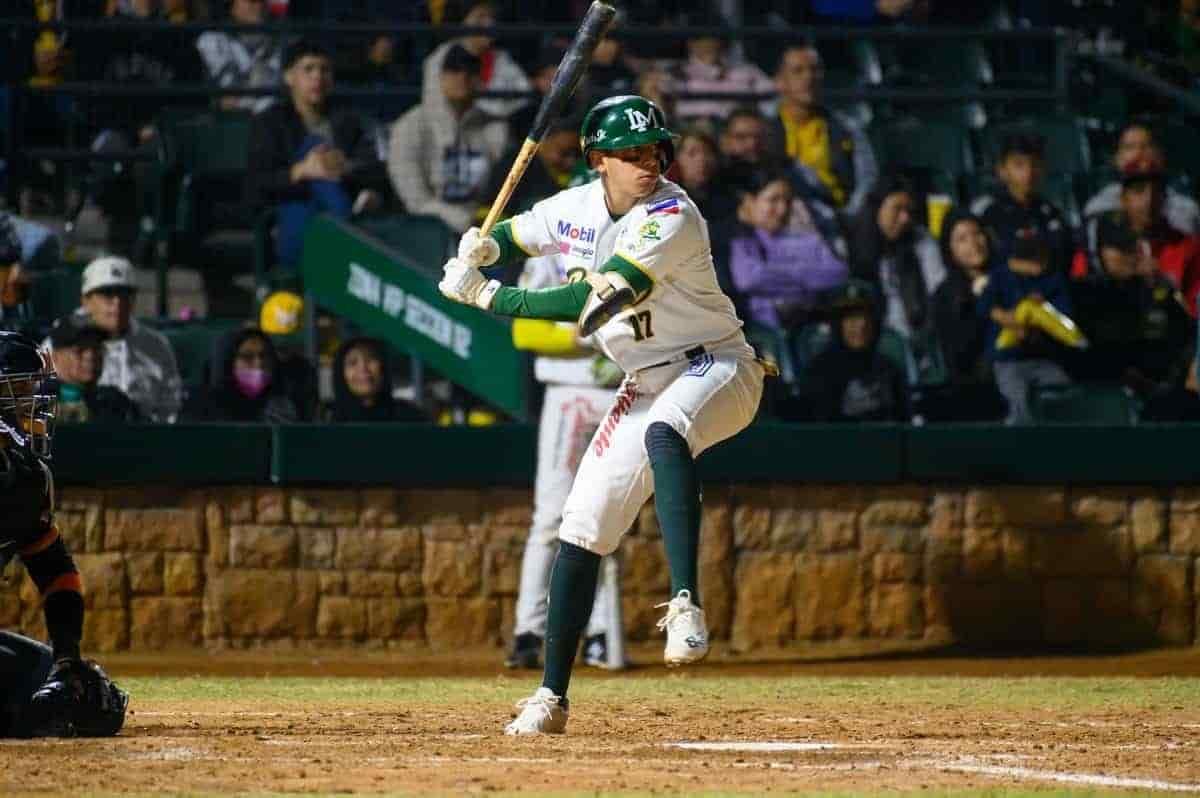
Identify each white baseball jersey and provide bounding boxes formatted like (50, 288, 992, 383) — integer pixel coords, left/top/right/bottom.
(510, 178, 751, 372)
(504, 176, 766, 557)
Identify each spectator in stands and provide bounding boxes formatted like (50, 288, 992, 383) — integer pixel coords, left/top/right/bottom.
(48, 320, 141, 424)
(196, 0, 284, 113)
(163, 0, 209, 21)
(972, 133, 1073, 274)
(485, 119, 579, 223)
(1079, 156, 1200, 318)
(929, 209, 1007, 420)
(184, 327, 300, 422)
(584, 34, 636, 102)
(980, 230, 1074, 424)
(510, 48, 587, 149)
(718, 107, 770, 166)
(0, 210, 60, 330)
(809, 0, 930, 24)
(85, 0, 203, 247)
(420, 0, 531, 120)
(798, 280, 907, 423)
(847, 174, 946, 342)
(1070, 214, 1194, 416)
(248, 40, 388, 269)
(56, 256, 182, 422)
(728, 164, 848, 330)
(768, 42, 877, 213)
(390, 44, 510, 233)
(670, 19, 774, 124)
(1083, 120, 1200, 235)
(327, 337, 426, 422)
(673, 129, 733, 223)
(257, 290, 319, 420)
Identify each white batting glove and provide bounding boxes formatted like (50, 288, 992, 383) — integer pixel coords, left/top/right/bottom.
(457, 226, 501, 269)
(439, 258, 501, 310)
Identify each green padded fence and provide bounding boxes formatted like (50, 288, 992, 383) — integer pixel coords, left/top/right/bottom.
(52, 423, 1200, 487)
(300, 216, 530, 421)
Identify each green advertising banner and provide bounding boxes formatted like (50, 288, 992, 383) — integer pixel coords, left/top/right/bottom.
(300, 216, 529, 420)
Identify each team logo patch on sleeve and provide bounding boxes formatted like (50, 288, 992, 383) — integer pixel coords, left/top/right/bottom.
(647, 197, 680, 215)
(686, 353, 714, 377)
(638, 219, 662, 242)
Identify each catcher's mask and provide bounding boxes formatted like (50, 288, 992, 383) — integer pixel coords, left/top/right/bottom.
(0, 331, 58, 459)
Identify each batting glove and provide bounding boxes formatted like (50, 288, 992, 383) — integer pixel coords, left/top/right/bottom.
(457, 226, 501, 269)
(439, 258, 501, 310)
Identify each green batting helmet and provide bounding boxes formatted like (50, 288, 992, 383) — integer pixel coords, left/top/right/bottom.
(580, 95, 676, 168)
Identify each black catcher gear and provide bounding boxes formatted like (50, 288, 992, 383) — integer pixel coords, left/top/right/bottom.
(28, 657, 128, 737)
(0, 331, 57, 459)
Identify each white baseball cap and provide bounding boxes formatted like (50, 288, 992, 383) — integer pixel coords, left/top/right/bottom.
(81, 256, 136, 296)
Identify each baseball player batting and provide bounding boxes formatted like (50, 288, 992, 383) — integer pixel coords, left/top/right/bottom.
(440, 95, 769, 735)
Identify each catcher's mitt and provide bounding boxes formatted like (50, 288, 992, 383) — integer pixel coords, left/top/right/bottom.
(28, 658, 128, 737)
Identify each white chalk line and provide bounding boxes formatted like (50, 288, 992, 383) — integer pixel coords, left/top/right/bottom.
(929, 758, 1200, 793)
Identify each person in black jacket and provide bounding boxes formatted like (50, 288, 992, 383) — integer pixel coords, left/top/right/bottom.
(248, 39, 389, 270)
(925, 208, 1007, 421)
(184, 327, 301, 423)
(47, 321, 141, 424)
(798, 280, 907, 423)
(326, 337, 427, 423)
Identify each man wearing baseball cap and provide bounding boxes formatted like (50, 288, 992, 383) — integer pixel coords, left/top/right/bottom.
(1078, 155, 1200, 318)
(48, 256, 181, 423)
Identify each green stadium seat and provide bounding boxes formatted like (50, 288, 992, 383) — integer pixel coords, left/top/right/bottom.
(358, 214, 457, 280)
(26, 267, 82, 322)
(153, 109, 258, 317)
(1154, 118, 1200, 186)
(1029, 383, 1139, 425)
(870, 115, 975, 178)
(146, 318, 245, 392)
(877, 39, 992, 89)
(980, 115, 1091, 174)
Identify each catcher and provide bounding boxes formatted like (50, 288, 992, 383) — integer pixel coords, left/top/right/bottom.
(0, 331, 127, 738)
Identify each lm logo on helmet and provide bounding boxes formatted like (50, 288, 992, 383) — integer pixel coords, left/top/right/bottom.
(624, 107, 653, 132)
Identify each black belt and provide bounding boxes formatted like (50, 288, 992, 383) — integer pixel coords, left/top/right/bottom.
(643, 345, 707, 372)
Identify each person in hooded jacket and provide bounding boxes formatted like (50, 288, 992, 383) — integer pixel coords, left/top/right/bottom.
(796, 279, 907, 422)
(326, 337, 427, 423)
(183, 327, 300, 423)
(847, 173, 946, 342)
(925, 207, 1007, 421)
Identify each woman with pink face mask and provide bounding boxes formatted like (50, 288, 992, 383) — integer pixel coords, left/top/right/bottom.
(184, 328, 300, 422)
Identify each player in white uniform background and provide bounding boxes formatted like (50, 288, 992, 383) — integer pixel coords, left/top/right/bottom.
(440, 95, 768, 735)
(506, 252, 625, 672)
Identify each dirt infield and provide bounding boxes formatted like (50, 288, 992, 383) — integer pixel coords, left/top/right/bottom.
(3, 645, 1200, 796)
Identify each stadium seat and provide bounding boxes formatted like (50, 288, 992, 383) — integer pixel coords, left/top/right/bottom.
(153, 109, 258, 317)
(870, 115, 975, 179)
(146, 318, 246, 395)
(26, 266, 82, 322)
(980, 115, 1091, 175)
(1154, 118, 1200, 187)
(877, 38, 992, 90)
(1029, 383, 1139, 425)
(358, 214, 457, 280)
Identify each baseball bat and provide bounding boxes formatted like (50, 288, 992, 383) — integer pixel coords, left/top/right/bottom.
(478, 1, 617, 238)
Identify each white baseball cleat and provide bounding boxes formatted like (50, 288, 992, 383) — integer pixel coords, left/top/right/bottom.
(656, 589, 709, 667)
(504, 687, 568, 735)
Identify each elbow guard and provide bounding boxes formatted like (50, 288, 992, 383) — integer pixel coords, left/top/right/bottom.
(579, 272, 635, 337)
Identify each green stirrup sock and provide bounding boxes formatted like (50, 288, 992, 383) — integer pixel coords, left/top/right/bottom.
(645, 422, 702, 606)
(542, 541, 600, 699)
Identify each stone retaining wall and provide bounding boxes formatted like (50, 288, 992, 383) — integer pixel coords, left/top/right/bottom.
(1, 484, 1196, 651)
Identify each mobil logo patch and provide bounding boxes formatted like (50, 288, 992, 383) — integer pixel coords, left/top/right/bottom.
(557, 220, 596, 243)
